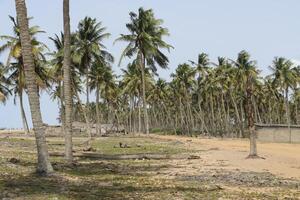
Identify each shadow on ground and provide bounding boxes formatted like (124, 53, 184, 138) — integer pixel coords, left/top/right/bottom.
(0, 156, 222, 199)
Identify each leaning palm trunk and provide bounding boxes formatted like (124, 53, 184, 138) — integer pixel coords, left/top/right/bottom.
(15, 0, 53, 175)
(63, 0, 73, 163)
(19, 91, 30, 134)
(140, 54, 149, 135)
(230, 91, 243, 138)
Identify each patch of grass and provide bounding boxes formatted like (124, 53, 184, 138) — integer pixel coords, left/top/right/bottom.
(91, 136, 191, 155)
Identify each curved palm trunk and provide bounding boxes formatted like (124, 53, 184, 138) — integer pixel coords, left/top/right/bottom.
(140, 54, 149, 135)
(15, 0, 53, 175)
(19, 91, 30, 134)
(63, 0, 73, 163)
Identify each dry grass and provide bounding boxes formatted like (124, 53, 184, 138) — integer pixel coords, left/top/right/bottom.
(0, 134, 299, 199)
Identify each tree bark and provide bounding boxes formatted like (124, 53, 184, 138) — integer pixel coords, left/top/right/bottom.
(95, 85, 101, 135)
(138, 95, 141, 133)
(59, 80, 66, 135)
(19, 91, 30, 134)
(285, 88, 291, 143)
(63, 0, 73, 163)
(230, 91, 242, 138)
(15, 0, 53, 175)
(246, 75, 258, 157)
(140, 53, 149, 135)
(75, 91, 92, 148)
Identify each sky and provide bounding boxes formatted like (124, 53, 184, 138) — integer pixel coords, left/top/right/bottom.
(1, 0, 300, 128)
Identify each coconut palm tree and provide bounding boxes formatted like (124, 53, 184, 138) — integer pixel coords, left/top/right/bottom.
(171, 63, 196, 135)
(74, 16, 113, 143)
(231, 50, 259, 157)
(121, 61, 154, 133)
(0, 16, 49, 134)
(75, 16, 113, 112)
(116, 8, 172, 134)
(89, 60, 115, 135)
(270, 57, 297, 143)
(14, 0, 53, 175)
(190, 53, 211, 134)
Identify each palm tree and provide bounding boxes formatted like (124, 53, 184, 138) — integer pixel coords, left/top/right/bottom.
(190, 53, 210, 134)
(116, 7, 172, 134)
(171, 63, 196, 135)
(232, 50, 259, 157)
(0, 16, 49, 134)
(89, 60, 115, 135)
(270, 57, 297, 143)
(75, 17, 113, 111)
(14, 0, 53, 175)
(121, 61, 154, 133)
(74, 16, 113, 142)
(62, 0, 73, 163)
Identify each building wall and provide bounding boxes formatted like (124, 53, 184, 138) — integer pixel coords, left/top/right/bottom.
(257, 127, 300, 143)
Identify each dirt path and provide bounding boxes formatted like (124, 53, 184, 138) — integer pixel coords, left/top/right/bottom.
(150, 134, 300, 179)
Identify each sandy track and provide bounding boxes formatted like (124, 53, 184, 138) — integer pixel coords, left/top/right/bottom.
(151, 134, 300, 179)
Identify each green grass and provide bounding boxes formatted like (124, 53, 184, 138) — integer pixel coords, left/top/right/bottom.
(90, 137, 189, 155)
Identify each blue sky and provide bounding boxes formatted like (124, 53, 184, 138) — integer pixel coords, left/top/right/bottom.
(1, 0, 300, 128)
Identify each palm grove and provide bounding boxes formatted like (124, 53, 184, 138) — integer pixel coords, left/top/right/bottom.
(1, 0, 300, 175)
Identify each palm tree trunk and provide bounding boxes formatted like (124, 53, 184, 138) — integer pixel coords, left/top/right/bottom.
(15, 0, 53, 175)
(75, 91, 92, 148)
(285, 88, 291, 143)
(230, 91, 242, 138)
(246, 76, 258, 158)
(138, 96, 141, 133)
(19, 91, 30, 134)
(59, 80, 65, 135)
(296, 101, 299, 125)
(63, 0, 73, 163)
(210, 94, 215, 135)
(221, 93, 229, 136)
(95, 85, 101, 135)
(140, 53, 149, 135)
(179, 97, 184, 134)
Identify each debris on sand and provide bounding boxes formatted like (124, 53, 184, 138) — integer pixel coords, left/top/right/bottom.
(117, 142, 131, 148)
(180, 171, 300, 188)
(83, 147, 97, 152)
(187, 155, 201, 160)
(8, 158, 20, 164)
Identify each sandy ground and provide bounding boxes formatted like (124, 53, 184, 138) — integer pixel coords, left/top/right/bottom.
(151, 134, 300, 179)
